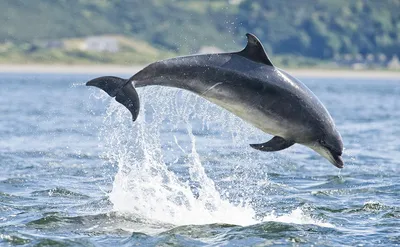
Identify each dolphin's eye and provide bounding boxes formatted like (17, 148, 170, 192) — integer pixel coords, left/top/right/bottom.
(320, 139, 326, 146)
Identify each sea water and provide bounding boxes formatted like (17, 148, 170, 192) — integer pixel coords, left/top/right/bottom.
(0, 73, 399, 246)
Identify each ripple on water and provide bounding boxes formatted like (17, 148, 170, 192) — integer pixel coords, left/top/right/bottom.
(31, 187, 90, 199)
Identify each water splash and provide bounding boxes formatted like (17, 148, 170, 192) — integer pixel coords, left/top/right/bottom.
(97, 88, 256, 226)
(96, 87, 332, 228)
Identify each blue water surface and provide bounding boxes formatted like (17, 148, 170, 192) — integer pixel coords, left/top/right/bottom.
(0, 72, 399, 246)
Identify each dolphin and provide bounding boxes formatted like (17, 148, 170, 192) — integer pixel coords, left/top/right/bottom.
(86, 33, 344, 168)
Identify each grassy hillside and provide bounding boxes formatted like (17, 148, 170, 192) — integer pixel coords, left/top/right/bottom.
(0, 0, 237, 53)
(1, 0, 399, 66)
(0, 36, 176, 65)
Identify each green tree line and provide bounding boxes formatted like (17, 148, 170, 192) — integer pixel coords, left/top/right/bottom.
(234, 0, 400, 59)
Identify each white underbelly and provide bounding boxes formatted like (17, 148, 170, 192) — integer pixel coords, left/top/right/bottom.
(206, 97, 291, 138)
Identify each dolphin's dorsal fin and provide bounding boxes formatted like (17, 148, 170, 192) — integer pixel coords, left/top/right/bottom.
(249, 136, 294, 152)
(237, 33, 274, 67)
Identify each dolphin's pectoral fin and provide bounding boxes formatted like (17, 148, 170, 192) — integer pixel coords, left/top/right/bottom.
(236, 33, 274, 67)
(250, 136, 294, 152)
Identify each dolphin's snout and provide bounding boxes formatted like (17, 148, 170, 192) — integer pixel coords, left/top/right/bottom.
(307, 141, 344, 169)
(332, 154, 344, 169)
(323, 129, 344, 168)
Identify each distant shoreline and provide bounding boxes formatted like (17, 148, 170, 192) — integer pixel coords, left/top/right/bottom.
(0, 64, 399, 79)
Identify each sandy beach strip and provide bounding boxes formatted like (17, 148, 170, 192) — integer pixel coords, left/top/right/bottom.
(0, 64, 399, 79)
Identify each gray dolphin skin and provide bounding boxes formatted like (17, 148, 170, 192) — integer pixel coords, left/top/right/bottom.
(86, 33, 344, 168)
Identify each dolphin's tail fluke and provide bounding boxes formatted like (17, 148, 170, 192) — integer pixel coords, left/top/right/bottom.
(86, 76, 140, 121)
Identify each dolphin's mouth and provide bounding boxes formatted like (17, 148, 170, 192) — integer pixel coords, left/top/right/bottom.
(331, 154, 344, 169)
(307, 143, 344, 169)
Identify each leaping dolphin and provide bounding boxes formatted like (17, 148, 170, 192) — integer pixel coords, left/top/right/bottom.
(86, 33, 344, 168)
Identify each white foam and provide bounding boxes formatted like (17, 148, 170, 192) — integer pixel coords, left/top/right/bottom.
(263, 208, 334, 228)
